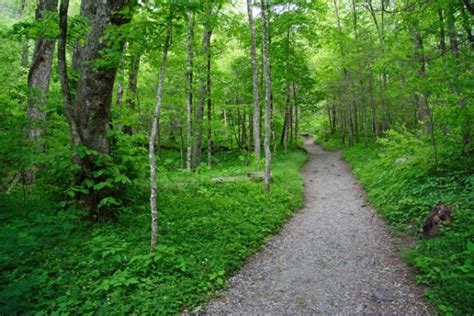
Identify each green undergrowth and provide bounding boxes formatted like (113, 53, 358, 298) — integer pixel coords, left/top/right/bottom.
(319, 130, 473, 315)
(0, 150, 307, 314)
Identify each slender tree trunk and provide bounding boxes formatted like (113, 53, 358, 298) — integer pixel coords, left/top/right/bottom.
(207, 46, 212, 168)
(116, 81, 124, 105)
(462, 0, 474, 15)
(360, 80, 368, 146)
(412, 29, 438, 164)
(180, 124, 185, 168)
(261, 0, 272, 192)
(448, 4, 471, 168)
(191, 5, 213, 170)
(412, 29, 430, 126)
(293, 82, 299, 141)
(326, 100, 333, 134)
(247, 0, 261, 160)
(149, 10, 172, 250)
(461, 7, 474, 49)
(368, 73, 379, 137)
(438, 9, 447, 55)
(127, 54, 140, 109)
(20, 0, 29, 68)
(447, 6, 459, 55)
(58, 0, 80, 158)
(185, 12, 194, 170)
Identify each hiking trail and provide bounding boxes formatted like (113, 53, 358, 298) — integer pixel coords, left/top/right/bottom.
(205, 138, 430, 314)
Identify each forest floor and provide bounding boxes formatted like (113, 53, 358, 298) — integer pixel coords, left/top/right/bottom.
(205, 138, 432, 314)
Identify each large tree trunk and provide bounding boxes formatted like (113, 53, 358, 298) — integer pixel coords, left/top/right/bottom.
(149, 10, 173, 250)
(25, 0, 58, 183)
(74, 1, 130, 155)
(247, 0, 261, 160)
(58, 0, 131, 220)
(185, 11, 194, 170)
(261, 0, 272, 192)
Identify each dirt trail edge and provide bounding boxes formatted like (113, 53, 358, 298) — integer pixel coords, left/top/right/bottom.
(205, 138, 431, 315)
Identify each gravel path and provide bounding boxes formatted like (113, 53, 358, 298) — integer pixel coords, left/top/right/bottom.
(205, 138, 431, 315)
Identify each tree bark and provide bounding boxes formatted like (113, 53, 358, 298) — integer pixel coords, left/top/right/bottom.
(58, 0, 131, 220)
(20, 0, 29, 68)
(368, 73, 379, 137)
(447, 6, 459, 55)
(246, 0, 261, 160)
(58, 0, 81, 152)
(438, 9, 447, 55)
(127, 54, 140, 105)
(191, 4, 214, 170)
(149, 10, 173, 250)
(462, 0, 474, 15)
(206, 42, 212, 168)
(261, 0, 272, 192)
(25, 0, 59, 183)
(185, 11, 194, 170)
(293, 82, 299, 141)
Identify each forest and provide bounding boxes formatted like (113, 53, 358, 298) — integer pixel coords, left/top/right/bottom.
(0, 0, 472, 314)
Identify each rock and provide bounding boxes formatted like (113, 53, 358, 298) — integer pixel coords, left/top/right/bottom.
(423, 203, 454, 237)
(371, 291, 394, 302)
(395, 157, 410, 165)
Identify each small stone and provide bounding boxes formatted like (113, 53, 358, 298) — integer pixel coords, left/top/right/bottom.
(371, 291, 395, 302)
(395, 157, 410, 165)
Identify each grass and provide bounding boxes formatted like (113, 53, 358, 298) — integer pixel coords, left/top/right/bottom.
(0, 149, 307, 314)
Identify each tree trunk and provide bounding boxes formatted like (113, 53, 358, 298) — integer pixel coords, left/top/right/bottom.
(20, 0, 29, 68)
(447, 6, 459, 55)
(368, 73, 379, 137)
(149, 10, 173, 250)
(25, 0, 59, 183)
(462, 0, 474, 15)
(207, 44, 212, 168)
(261, 0, 272, 192)
(185, 11, 194, 170)
(412, 29, 438, 164)
(127, 54, 140, 109)
(438, 9, 447, 55)
(58, 0, 131, 220)
(360, 80, 368, 146)
(191, 4, 213, 170)
(247, 0, 261, 160)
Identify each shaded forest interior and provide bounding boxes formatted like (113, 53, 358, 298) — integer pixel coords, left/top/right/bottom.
(0, 0, 472, 314)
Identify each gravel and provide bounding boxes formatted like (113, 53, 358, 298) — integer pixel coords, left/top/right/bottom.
(204, 138, 431, 315)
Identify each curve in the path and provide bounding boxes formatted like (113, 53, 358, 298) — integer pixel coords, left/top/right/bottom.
(206, 138, 430, 315)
